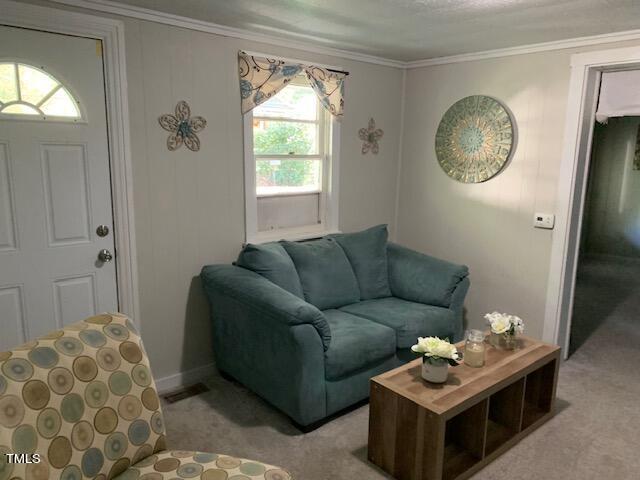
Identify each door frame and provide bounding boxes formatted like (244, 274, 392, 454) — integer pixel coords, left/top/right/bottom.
(543, 45, 640, 357)
(1, 0, 140, 328)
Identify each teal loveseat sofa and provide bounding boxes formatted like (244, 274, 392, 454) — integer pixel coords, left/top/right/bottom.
(201, 225, 469, 427)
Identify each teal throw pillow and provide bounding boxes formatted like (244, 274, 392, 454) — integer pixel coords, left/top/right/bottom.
(281, 238, 360, 310)
(236, 242, 304, 298)
(331, 224, 391, 300)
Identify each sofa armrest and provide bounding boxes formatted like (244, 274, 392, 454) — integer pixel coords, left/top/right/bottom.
(387, 243, 469, 309)
(200, 264, 331, 351)
(449, 276, 470, 341)
(200, 264, 328, 425)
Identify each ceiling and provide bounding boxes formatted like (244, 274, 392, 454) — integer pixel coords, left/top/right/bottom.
(115, 0, 640, 62)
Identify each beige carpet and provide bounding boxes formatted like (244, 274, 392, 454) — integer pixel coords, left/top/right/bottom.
(162, 258, 640, 479)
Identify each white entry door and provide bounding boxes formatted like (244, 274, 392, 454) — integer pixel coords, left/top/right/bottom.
(0, 26, 118, 349)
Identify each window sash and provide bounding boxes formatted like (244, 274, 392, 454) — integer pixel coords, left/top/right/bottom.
(252, 106, 324, 156)
(253, 115, 318, 124)
(255, 156, 324, 197)
(254, 154, 323, 159)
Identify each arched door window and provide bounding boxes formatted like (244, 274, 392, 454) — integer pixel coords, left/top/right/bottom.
(0, 62, 81, 120)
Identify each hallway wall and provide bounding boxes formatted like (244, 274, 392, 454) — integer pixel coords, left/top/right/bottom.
(582, 117, 640, 259)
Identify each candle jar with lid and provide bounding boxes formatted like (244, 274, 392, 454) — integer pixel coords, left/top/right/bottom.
(464, 329, 486, 368)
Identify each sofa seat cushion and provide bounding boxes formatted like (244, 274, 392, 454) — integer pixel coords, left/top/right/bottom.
(330, 224, 391, 300)
(117, 450, 291, 479)
(340, 297, 456, 348)
(282, 238, 360, 310)
(236, 242, 304, 298)
(323, 310, 396, 380)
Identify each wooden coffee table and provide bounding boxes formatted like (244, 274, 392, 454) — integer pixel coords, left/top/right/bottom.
(368, 335, 560, 480)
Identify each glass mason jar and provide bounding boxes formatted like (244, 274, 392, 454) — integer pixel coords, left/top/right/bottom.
(490, 331, 518, 350)
(464, 329, 486, 368)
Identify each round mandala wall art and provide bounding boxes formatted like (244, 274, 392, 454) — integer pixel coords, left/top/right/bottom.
(435, 95, 515, 183)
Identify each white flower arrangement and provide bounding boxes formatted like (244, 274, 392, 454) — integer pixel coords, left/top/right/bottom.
(484, 312, 524, 336)
(411, 337, 461, 366)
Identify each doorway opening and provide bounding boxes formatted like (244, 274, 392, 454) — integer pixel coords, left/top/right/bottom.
(545, 48, 640, 359)
(570, 114, 640, 355)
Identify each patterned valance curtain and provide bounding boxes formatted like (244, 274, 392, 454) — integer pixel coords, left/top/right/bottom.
(238, 51, 346, 117)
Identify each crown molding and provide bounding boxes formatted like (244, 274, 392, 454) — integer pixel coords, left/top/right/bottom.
(49, 0, 406, 68)
(49, 0, 640, 70)
(405, 29, 640, 68)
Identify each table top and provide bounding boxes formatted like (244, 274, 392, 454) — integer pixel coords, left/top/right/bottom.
(371, 335, 560, 416)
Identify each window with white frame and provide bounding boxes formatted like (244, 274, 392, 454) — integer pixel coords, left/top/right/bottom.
(244, 75, 339, 243)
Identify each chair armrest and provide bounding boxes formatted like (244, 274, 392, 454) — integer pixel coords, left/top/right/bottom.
(387, 243, 469, 308)
(200, 264, 331, 351)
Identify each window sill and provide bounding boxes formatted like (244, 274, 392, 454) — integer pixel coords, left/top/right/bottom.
(246, 226, 341, 244)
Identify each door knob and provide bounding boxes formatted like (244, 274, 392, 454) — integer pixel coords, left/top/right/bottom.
(96, 225, 110, 237)
(98, 249, 113, 262)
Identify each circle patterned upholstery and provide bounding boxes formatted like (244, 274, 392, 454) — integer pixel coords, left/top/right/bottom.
(115, 450, 291, 480)
(0, 314, 165, 480)
(0, 313, 291, 480)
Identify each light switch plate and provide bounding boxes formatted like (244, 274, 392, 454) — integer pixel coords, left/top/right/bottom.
(534, 213, 555, 229)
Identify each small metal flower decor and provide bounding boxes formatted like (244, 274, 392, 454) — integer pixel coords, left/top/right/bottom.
(359, 118, 384, 154)
(158, 101, 207, 152)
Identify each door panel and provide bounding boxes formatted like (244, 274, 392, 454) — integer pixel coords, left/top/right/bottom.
(0, 26, 118, 348)
(53, 274, 97, 328)
(0, 142, 17, 251)
(0, 285, 26, 346)
(41, 143, 91, 246)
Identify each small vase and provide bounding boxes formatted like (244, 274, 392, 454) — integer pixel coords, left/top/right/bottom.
(421, 357, 449, 383)
(490, 332, 518, 350)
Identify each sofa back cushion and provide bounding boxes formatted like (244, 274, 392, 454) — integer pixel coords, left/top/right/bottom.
(0, 313, 165, 480)
(282, 238, 360, 310)
(331, 224, 391, 300)
(236, 242, 304, 298)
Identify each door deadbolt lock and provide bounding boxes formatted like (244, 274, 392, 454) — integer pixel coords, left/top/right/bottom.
(98, 249, 113, 262)
(96, 225, 110, 237)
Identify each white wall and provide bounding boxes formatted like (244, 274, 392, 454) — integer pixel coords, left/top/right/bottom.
(583, 117, 640, 258)
(118, 19, 404, 384)
(397, 40, 640, 339)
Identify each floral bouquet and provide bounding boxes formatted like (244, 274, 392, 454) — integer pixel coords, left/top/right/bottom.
(412, 337, 460, 383)
(411, 337, 461, 366)
(484, 312, 524, 349)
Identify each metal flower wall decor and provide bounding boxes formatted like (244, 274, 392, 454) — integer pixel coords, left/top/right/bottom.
(359, 118, 384, 154)
(158, 101, 207, 152)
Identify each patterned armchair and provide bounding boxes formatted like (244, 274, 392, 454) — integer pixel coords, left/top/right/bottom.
(0, 313, 291, 480)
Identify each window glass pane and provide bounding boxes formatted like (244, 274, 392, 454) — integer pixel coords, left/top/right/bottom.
(2, 104, 39, 115)
(41, 88, 79, 117)
(254, 120, 318, 155)
(18, 64, 57, 105)
(253, 83, 317, 121)
(0, 63, 81, 120)
(0, 64, 18, 103)
(256, 158, 321, 195)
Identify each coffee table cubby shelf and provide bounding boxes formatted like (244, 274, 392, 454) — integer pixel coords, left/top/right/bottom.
(369, 336, 560, 480)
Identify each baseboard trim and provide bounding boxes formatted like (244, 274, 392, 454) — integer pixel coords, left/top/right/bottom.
(154, 362, 217, 394)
